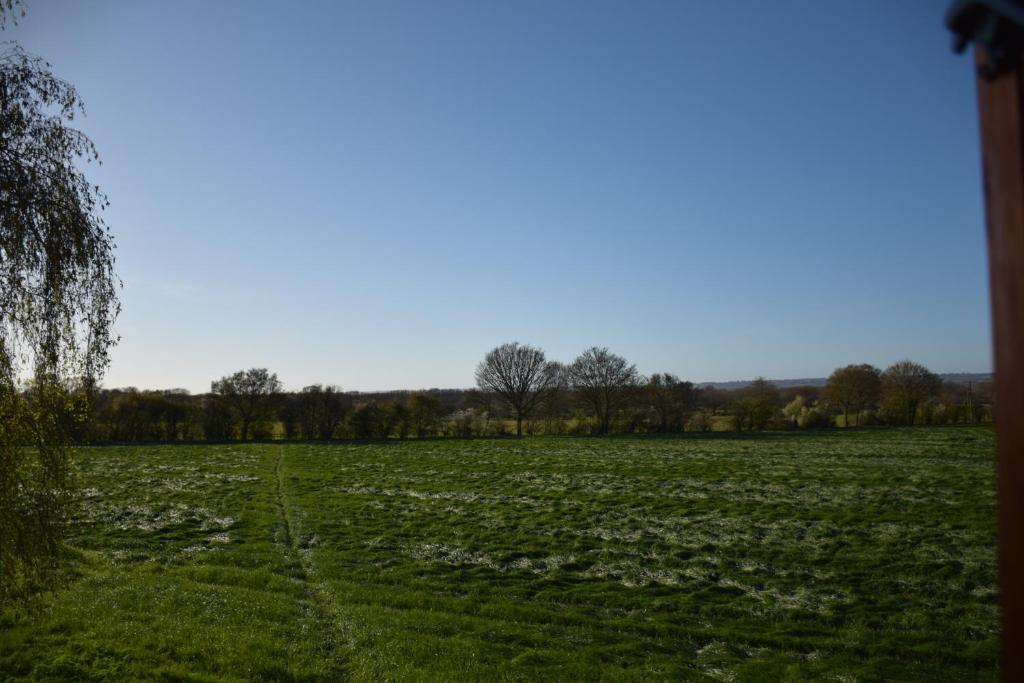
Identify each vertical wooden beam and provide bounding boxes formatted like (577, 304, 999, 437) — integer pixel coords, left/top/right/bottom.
(974, 45, 1024, 681)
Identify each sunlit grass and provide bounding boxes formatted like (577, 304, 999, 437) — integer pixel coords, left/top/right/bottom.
(0, 427, 997, 680)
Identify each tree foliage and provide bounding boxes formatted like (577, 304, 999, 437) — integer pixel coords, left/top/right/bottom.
(0, 1, 23, 30)
(880, 360, 941, 425)
(70, 361, 992, 445)
(1, 20, 119, 597)
(281, 385, 348, 440)
(407, 392, 443, 438)
(349, 400, 395, 439)
(731, 378, 780, 430)
(210, 369, 282, 440)
(822, 364, 881, 427)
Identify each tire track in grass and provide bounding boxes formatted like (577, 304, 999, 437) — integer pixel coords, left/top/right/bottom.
(274, 447, 348, 679)
(275, 451, 294, 547)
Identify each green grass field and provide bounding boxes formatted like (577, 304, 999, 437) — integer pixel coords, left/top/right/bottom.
(0, 427, 998, 681)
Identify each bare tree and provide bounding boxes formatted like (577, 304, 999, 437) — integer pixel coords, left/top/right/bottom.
(700, 386, 731, 415)
(822, 364, 881, 427)
(568, 347, 641, 434)
(211, 368, 282, 440)
(475, 342, 561, 437)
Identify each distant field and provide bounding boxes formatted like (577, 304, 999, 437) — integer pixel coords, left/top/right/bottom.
(0, 428, 997, 681)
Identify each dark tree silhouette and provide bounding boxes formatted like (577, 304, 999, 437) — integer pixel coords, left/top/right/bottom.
(293, 384, 348, 439)
(211, 369, 282, 440)
(645, 373, 697, 432)
(349, 400, 394, 439)
(475, 342, 561, 437)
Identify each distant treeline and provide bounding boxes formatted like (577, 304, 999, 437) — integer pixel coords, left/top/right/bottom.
(81, 346, 992, 443)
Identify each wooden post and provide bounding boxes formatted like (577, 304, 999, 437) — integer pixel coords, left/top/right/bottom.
(973, 44, 1024, 681)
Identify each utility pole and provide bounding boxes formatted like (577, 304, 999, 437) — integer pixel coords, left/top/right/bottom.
(947, 2, 1024, 678)
(967, 380, 974, 424)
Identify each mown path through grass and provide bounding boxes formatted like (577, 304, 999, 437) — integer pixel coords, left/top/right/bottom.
(272, 447, 347, 679)
(274, 450, 295, 548)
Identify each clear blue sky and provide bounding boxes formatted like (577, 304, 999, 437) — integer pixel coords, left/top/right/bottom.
(8, 1, 991, 392)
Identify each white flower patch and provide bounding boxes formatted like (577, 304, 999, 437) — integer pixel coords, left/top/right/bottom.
(140, 471, 260, 493)
(697, 640, 728, 658)
(703, 667, 737, 682)
(730, 579, 843, 616)
(505, 470, 636, 497)
(219, 473, 260, 483)
(81, 501, 235, 532)
(406, 544, 583, 576)
(330, 485, 545, 507)
(407, 543, 497, 568)
(506, 554, 577, 574)
(583, 561, 684, 587)
(200, 513, 235, 530)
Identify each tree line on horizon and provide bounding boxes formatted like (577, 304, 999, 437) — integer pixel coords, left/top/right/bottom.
(81, 345, 993, 443)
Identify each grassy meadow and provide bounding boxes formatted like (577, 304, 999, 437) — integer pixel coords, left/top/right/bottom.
(0, 427, 998, 681)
